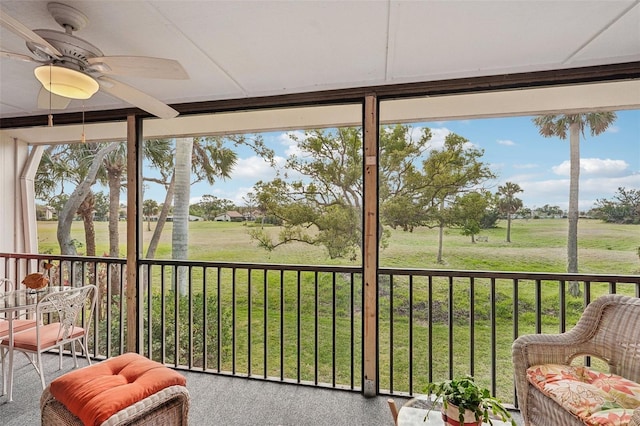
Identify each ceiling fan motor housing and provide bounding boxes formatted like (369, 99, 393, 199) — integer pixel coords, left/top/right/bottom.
(27, 29, 103, 72)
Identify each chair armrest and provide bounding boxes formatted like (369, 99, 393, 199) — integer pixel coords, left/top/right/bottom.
(512, 294, 630, 371)
(511, 334, 573, 419)
(512, 332, 586, 369)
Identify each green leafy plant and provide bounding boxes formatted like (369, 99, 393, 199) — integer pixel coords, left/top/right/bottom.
(425, 375, 515, 425)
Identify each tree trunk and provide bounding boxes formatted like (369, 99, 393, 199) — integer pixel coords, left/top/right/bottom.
(78, 192, 96, 256)
(506, 211, 512, 243)
(436, 202, 445, 263)
(57, 143, 118, 255)
(172, 138, 193, 296)
(437, 222, 444, 263)
(567, 121, 581, 296)
(146, 175, 175, 259)
(107, 168, 122, 295)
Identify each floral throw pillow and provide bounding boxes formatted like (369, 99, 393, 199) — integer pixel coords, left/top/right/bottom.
(527, 364, 640, 426)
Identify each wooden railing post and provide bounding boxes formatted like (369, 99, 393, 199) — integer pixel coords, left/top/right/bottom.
(363, 93, 379, 396)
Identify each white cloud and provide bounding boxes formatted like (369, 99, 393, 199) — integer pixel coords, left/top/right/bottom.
(502, 171, 640, 211)
(490, 162, 506, 172)
(230, 186, 255, 206)
(552, 158, 629, 177)
(606, 125, 620, 133)
(550, 161, 570, 176)
(581, 158, 629, 176)
(514, 177, 569, 209)
(430, 127, 451, 150)
(279, 130, 306, 157)
(404, 126, 424, 144)
(407, 126, 451, 148)
(581, 173, 640, 199)
(497, 139, 516, 146)
(231, 156, 280, 180)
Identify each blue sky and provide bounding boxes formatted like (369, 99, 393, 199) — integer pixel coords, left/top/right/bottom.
(144, 109, 639, 212)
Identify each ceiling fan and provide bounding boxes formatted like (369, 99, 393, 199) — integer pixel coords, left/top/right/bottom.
(0, 2, 188, 119)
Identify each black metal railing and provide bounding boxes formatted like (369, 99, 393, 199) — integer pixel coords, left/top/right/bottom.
(2, 252, 639, 405)
(376, 269, 640, 404)
(138, 259, 363, 391)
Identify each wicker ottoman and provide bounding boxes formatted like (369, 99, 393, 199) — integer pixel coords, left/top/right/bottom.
(40, 353, 190, 426)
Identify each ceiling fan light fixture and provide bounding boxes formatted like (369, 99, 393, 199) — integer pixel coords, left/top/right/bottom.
(34, 65, 99, 99)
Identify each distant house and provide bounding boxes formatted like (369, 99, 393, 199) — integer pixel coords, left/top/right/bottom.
(243, 210, 263, 221)
(44, 206, 55, 220)
(214, 211, 245, 222)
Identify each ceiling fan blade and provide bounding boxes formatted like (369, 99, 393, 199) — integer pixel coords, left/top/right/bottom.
(0, 10, 62, 58)
(0, 50, 40, 63)
(88, 56, 189, 80)
(97, 76, 179, 119)
(37, 87, 71, 110)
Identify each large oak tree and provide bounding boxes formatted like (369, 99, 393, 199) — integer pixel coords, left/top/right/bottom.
(250, 125, 494, 262)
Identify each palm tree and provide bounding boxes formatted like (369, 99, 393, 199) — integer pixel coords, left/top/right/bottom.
(142, 199, 159, 231)
(497, 182, 523, 243)
(145, 135, 272, 260)
(100, 142, 127, 261)
(532, 112, 617, 296)
(172, 138, 195, 296)
(144, 137, 239, 294)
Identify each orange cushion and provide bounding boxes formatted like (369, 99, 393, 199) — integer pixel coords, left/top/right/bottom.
(0, 319, 37, 338)
(4, 322, 85, 351)
(50, 352, 186, 426)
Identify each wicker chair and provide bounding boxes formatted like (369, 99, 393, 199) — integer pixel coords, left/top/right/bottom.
(512, 294, 640, 426)
(41, 384, 190, 425)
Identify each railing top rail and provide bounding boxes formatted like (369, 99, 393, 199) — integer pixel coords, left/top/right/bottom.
(138, 258, 360, 273)
(2, 252, 638, 283)
(379, 267, 640, 283)
(0, 252, 127, 265)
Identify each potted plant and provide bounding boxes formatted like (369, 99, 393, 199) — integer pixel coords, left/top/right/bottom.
(425, 375, 515, 425)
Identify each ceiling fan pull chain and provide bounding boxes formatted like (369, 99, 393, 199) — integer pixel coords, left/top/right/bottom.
(48, 64, 53, 127)
(81, 102, 86, 143)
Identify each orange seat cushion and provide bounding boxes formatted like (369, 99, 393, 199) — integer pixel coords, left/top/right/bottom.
(50, 352, 186, 426)
(0, 319, 36, 338)
(3, 322, 85, 351)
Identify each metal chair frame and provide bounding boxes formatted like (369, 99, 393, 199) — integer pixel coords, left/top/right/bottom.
(1, 285, 97, 390)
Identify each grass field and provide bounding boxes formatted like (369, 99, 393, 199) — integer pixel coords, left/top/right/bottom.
(37, 218, 640, 275)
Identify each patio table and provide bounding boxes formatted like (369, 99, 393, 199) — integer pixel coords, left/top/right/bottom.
(398, 395, 512, 426)
(0, 286, 70, 402)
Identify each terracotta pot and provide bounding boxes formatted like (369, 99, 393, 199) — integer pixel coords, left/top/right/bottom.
(441, 403, 482, 426)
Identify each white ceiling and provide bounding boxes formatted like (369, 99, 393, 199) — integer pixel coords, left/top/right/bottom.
(1, 0, 639, 120)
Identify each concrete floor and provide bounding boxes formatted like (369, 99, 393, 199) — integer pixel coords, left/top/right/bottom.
(0, 353, 522, 425)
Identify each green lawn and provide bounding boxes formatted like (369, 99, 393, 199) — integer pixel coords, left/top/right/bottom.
(37, 218, 639, 275)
